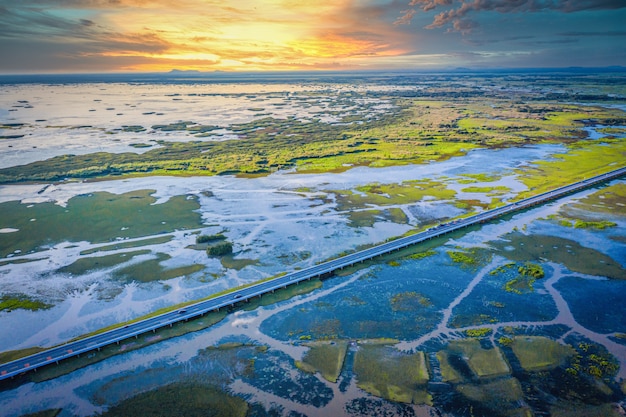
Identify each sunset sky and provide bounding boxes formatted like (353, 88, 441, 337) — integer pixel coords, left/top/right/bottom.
(1, 0, 625, 73)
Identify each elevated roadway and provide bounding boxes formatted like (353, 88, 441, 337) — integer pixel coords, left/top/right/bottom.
(1, 166, 625, 381)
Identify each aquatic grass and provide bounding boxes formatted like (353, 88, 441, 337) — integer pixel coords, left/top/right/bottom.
(0, 190, 202, 257)
(436, 350, 463, 383)
(99, 383, 248, 417)
(297, 340, 348, 383)
(447, 339, 510, 378)
(515, 140, 626, 200)
(510, 336, 574, 372)
(573, 220, 617, 229)
(492, 232, 626, 280)
(0, 294, 52, 312)
(456, 378, 525, 414)
(353, 343, 431, 405)
(79, 236, 174, 255)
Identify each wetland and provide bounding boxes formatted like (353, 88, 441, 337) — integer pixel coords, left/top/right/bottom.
(0, 71, 625, 416)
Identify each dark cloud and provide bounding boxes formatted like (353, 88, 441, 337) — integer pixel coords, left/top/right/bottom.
(397, 0, 626, 33)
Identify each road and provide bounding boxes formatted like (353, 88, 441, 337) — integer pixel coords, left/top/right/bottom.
(1, 166, 625, 381)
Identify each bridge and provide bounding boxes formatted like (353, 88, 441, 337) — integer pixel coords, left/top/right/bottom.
(1, 166, 625, 381)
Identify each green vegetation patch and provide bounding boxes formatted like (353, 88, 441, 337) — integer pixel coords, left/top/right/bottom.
(206, 241, 233, 257)
(405, 249, 437, 260)
(196, 233, 226, 244)
(447, 250, 477, 265)
(447, 247, 490, 267)
(568, 183, 626, 216)
(573, 220, 617, 229)
(99, 382, 248, 417)
(219, 254, 258, 270)
(461, 185, 510, 196)
(112, 253, 204, 283)
(1, 99, 625, 184)
(436, 350, 463, 383)
(0, 190, 202, 257)
(390, 291, 432, 311)
(456, 378, 526, 415)
(459, 173, 500, 183)
(57, 250, 151, 276)
(80, 236, 173, 255)
(334, 179, 455, 213)
(567, 342, 620, 382)
(0, 346, 47, 365)
(447, 339, 510, 378)
(503, 262, 545, 294)
(0, 294, 52, 312)
(515, 140, 626, 200)
(297, 340, 348, 383)
(510, 336, 574, 372)
(550, 402, 624, 417)
(353, 343, 431, 405)
(492, 232, 626, 279)
(464, 328, 493, 338)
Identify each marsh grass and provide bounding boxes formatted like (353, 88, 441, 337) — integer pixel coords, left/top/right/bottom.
(436, 350, 463, 383)
(98, 382, 248, 417)
(456, 378, 525, 414)
(492, 232, 626, 280)
(510, 336, 574, 372)
(79, 236, 173, 255)
(447, 339, 510, 378)
(1, 98, 624, 184)
(0, 294, 52, 312)
(297, 340, 348, 382)
(353, 343, 431, 405)
(0, 190, 201, 257)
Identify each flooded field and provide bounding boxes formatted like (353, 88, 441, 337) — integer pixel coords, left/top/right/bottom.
(1, 73, 625, 416)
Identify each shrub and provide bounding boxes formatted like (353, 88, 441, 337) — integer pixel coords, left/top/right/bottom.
(197, 233, 226, 244)
(207, 241, 233, 257)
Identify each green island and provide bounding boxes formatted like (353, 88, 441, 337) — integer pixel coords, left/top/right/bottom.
(1, 99, 625, 184)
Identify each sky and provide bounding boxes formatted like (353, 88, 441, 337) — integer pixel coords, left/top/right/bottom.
(0, 0, 625, 73)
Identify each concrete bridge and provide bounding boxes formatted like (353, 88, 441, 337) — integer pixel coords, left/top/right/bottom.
(1, 166, 625, 382)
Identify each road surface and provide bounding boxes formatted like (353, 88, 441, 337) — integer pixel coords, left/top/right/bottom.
(1, 166, 625, 381)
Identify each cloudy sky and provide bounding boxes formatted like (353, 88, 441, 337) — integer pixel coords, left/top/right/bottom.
(1, 0, 625, 73)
